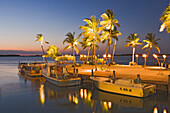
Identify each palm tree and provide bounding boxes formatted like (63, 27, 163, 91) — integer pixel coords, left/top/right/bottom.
(63, 32, 79, 65)
(100, 27, 121, 65)
(80, 39, 99, 62)
(35, 34, 49, 63)
(100, 9, 120, 64)
(142, 33, 160, 66)
(45, 45, 61, 60)
(160, 3, 170, 33)
(125, 33, 142, 64)
(79, 15, 102, 70)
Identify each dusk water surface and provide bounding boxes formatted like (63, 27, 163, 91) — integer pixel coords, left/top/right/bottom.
(0, 57, 169, 113)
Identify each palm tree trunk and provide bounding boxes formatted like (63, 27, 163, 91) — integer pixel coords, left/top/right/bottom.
(93, 39, 97, 71)
(87, 49, 90, 62)
(112, 40, 117, 63)
(41, 45, 47, 63)
(145, 48, 151, 66)
(108, 40, 110, 65)
(72, 47, 75, 64)
(91, 49, 93, 63)
(132, 47, 135, 63)
(102, 41, 109, 66)
(72, 47, 75, 76)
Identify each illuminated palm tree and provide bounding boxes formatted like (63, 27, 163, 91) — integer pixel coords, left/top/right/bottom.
(142, 33, 160, 66)
(63, 32, 79, 65)
(125, 33, 142, 63)
(100, 9, 120, 64)
(79, 15, 102, 70)
(80, 39, 99, 62)
(45, 45, 61, 60)
(101, 27, 121, 65)
(35, 34, 49, 63)
(160, 3, 170, 33)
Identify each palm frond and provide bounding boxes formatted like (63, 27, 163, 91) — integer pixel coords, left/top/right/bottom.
(63, 45, 70, 51)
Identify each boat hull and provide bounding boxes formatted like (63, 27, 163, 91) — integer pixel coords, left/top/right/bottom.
(44, 76, 81, 87)
(41, 68, 81, 87)
(91, 77, 156, 98)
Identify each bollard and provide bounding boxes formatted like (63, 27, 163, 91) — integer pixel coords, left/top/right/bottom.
(168, 75, 170, 95)
(76, 69, 78, 74)
(113, 70, 115, 79)
(92, 69, 93, 77)
(73, 67, 75, 76)
(75, 69, 78, 77)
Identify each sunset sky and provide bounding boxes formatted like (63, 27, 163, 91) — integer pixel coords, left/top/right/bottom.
(0, 0, 169, 55)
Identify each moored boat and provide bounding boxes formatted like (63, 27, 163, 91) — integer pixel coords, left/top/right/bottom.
(41, 63, 81, 87)
(90, 77, 156, 98)
(18, 62, 45, 77)
(18, 61, 28, 74)
(91, 88, 155, 109)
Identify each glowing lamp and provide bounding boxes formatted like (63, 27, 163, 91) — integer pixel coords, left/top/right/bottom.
(108, 54, 111, 58)
(153, 54, 158, 58)
(103, 54, 106, 58)
(162, 55, 167, 59)
(142, 54, 147, 58)
(135, 54, 139, 58)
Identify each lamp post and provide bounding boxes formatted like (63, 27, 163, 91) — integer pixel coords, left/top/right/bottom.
(103, 54, 111, 66)
(153, 54, 167, 75)
(103, 54, 107, 64)
(142, 54, 147, 67)
(153, 54, 160, 66)
(135, 54, 139, 65)
(42, 55, 45, 62)
(162, 55, 167, 64)
(108, 54, 111, 66)
(80, 54, 87, 64)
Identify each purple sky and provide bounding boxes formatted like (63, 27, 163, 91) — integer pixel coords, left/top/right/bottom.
(0, 0, 169, 55)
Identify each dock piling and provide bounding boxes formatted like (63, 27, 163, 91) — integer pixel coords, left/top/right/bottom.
(113, 70, 115, 79)
(92, 69, 93, 77)
(75, 69, 78, 77)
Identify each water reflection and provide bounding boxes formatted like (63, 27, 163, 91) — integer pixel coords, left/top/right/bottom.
(16, 74, 169, 113)
(163, 109, 167, 113)
(44, 82, 80, 107)
(153, 107, 168, 113)
(153, 107, 158, 113)
(39, 84, 45, 105)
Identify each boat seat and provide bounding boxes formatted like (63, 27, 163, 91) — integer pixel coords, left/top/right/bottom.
(115, 79, 134, 86)
(134, 84, 143, 88)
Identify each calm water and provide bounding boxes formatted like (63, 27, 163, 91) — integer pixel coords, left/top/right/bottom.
(0, 57, 169, 113)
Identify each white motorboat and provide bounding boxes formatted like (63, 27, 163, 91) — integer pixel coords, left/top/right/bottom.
(41, 63, 81, 87)
(90, 77, 156, 98)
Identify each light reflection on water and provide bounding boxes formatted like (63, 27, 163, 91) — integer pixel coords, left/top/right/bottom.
(0, 57, 169, 113)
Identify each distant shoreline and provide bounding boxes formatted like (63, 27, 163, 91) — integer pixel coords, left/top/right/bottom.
(0, 54, 169, 57)
(0, 55, 41, 57)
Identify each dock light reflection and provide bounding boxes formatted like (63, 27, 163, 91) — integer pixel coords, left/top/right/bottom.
(108, 102, 112, 108)
(39, 84, 45, 105)
(163, 109, 167, 113)
(84, 89, 87, 99)
(80, 89, 84, 98)
(153, 107, 158, 113)
(73, 95, 78, 104)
